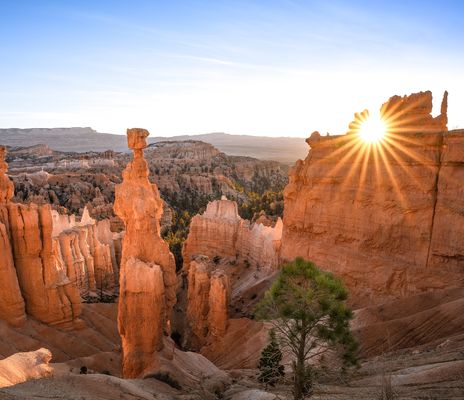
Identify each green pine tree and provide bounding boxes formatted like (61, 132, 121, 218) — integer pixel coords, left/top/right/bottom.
(255, 257, 358, 400)
(257, 329, 285, 387)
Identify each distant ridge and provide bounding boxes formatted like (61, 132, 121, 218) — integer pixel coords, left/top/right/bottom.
(0, 128, 307, 164)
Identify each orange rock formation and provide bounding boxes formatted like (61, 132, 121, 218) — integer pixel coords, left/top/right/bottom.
(186, 257, 230, 348)
(51, 208, 119, 295)
(281, 91, 463, 306)
(114, 128, 177, 378)
(0, 146, 82, 327)
(184, 197, 282, 271)
(0, 146, 26, 326)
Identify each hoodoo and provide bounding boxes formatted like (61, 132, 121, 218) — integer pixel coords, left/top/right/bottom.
(0, 146, 81, 327)
(114, 128, 177, 378)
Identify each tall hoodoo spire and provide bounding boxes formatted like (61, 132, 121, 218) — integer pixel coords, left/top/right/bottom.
(114, 128, 177, 378)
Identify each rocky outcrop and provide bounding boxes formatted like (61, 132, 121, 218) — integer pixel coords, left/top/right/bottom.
(183, 197, 282, 271)
(178, 198, 281, 351)
(5, 203, 82, 326)
(114, 128, 177, 378)
(280, 91, 463, 306)
(0, 348, 53, 388)
(0, 146, 26, 326)
(147, 140, 221, 160)
(51, 208, 119, 295)
(0, 146, 82, 327)
(185, 257, 230, 348)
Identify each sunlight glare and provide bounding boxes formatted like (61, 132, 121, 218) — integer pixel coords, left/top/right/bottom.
(358, 112, 387, 143)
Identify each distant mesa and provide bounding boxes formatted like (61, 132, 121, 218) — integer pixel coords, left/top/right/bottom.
(0, 128, 307, 164)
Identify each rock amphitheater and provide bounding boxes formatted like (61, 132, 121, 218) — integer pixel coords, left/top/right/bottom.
(0, 91, 463, 399)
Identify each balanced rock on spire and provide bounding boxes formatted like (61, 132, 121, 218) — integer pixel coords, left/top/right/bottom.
(114, 128, 177, 378)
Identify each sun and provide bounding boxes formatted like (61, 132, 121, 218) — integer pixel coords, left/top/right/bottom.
(358, 112, 388, 143)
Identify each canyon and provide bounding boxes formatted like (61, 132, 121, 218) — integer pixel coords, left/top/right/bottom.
(0, 91, 463, 399)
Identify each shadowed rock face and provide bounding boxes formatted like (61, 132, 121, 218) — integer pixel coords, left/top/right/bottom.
(114, 128, 177, 378)
(281, 91, 464, 306)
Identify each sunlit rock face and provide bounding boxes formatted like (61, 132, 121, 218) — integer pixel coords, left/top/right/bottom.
(0, 146, 26, 326)
(5, 202, 82, 327)
(185, 257, 230, 349)
(0, 348, 53, 388)
(280, 91, 463, 306)
(179, 197, 281, 353)
(183, 197, 282, 271)
(51, 208, 119, 296)
(0, 146, 123, 327)
(1, 146, 81, 327)
(114, 128, 177, 378)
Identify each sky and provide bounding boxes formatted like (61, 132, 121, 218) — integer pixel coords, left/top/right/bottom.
(0, 0, 463, 137)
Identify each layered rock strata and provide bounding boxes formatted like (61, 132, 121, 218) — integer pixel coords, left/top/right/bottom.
(186, 257, 230, 348)
(0, 146, 26, 326)
(114, 128, 177, 378)
(280, 91, 463, 306)
(51, 208, 120, 295)
(183, 197, 282, 271)
(0, 146, 82, 327)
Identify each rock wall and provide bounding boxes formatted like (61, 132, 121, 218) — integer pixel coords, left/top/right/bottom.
(2, 201, 82, 327)
(280, 91, 463, 306)
(185, 257, 230, 349)
(183, 197, 282, 271)
(179, 197, 281, 351)
(114, 128, 177, 378)
(1, 145, 81, 327)
(0, 146, 26, 326)
(0, 146, 120, 328)
(51, 208, 120, 295)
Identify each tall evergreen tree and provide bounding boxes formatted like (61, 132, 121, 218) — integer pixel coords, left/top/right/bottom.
(257, 329, 285, 387)
(256, 257, 358, 399)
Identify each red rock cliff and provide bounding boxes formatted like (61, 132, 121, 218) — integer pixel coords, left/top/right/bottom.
(280, 91, 463, 306)
(0, 146, 81, 327)
(0, 146, 26, 326)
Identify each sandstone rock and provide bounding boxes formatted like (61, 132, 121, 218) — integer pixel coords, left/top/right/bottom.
(426, 129, 464, 281)
(185, 258, 230, 348)
(118, 257, 165, 377)
(381, 90, 448, 134)
(114, 128, 177, 378)
(0, 348, 53, 388)
(0, 222, 26, 326)
(5, 203, 82, 326)
(208, 271, 230, 339)
(50, 208, 118, 295)
(0, 146, 13, 204)
(183, 198, 282, 271)
(1, 147, 81, 327)
(280, 91, 463, 306)
(0, 146, 26, 326)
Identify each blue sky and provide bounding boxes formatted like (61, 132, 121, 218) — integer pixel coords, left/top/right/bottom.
(0, 0, 463, 137)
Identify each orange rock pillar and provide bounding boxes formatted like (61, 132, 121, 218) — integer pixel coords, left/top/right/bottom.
(114, 128, 177, 378)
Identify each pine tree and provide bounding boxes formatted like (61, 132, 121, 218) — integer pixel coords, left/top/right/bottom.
(256, 257, 358, 400)
(257, 329, 285, 387)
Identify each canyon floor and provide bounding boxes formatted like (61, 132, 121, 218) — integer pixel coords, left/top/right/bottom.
(1, 290, 463, 399)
